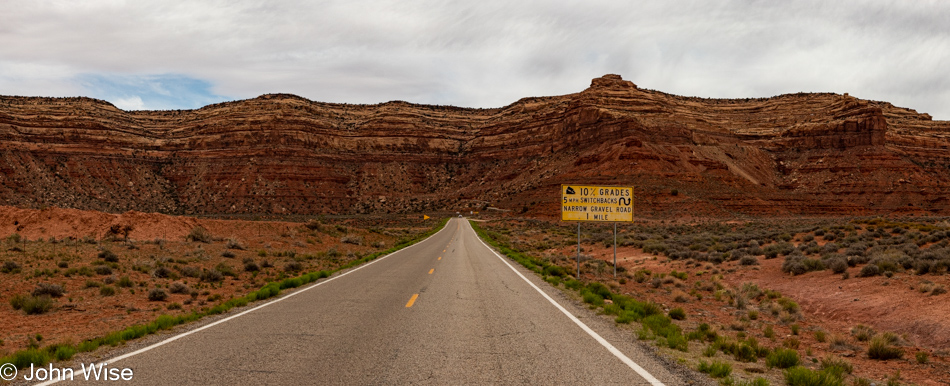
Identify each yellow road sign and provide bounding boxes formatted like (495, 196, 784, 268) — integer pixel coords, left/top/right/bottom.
(561, 185, 634, 222)
(423, 215, 430, 220)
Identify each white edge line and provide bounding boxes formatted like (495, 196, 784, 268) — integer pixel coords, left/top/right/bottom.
(35, 219, 453, 386)
(467, 221, 666, 386)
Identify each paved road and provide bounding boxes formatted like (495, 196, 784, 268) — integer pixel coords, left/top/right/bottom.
(37, 218, 698, 385)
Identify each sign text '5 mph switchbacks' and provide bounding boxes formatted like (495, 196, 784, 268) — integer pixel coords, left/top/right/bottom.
(561, 185, 634, 222)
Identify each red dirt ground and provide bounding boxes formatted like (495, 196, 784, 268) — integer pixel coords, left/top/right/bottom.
(569, 242, 950, 385)
(0, 205, 423, 358)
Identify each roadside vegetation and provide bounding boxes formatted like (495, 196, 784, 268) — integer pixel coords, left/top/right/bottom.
(473, 217, 950, 386)
(0, 217, 448, 371)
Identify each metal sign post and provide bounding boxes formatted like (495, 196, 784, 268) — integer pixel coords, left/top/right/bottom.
(614, 222, 617, 278)
(576, 223, 581, 279)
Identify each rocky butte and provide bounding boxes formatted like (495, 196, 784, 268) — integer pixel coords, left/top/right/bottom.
(1, 74, 949, 218)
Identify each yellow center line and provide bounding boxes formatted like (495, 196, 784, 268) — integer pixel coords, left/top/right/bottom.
(405, 294, 419, 308)
(438, 256, 442, 261)
(428, 268, 434, 274)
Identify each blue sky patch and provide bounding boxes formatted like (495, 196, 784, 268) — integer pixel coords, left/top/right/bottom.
(78, 73, 230, 111)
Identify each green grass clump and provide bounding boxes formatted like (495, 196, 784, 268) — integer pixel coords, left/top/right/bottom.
(669, 307, 686, 320)
(0, 349, 51, 370)
(732, 342, 757, 362)
(733, 377, 769, 386)
(10, 294, 54, 314)
(687, 323, 718, 342)
(641, 314, 687, 351)
(580, 288, 605, 306)
(819, 355, 853, 378)
(53, 345, 76, 361)
(697, 360, 731, 378)
(766, 348, 800, 369)
(868, 334, 903, 360)
(783, 366, 844, 386)
(100, 285, 117, 296)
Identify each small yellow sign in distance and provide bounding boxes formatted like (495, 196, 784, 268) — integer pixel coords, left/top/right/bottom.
(561, 185, 634, 222)
(423, 215, 430, 220)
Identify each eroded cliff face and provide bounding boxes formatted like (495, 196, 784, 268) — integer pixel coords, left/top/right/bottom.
(1, 74, 948, 218)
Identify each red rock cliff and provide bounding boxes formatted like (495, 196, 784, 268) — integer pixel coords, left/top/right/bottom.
(1, 75, 948, 218)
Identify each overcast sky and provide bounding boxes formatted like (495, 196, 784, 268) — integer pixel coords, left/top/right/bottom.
(1, 1, 948, 119)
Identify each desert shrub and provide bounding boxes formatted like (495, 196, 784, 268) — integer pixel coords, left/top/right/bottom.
(284, 261, 303, 272)
(739, 255, 759, 266)
(766, 348, 801, 369)
(819, 355, 853, 377)
(244, 261, 260, 272)
(776, 297, 800, 314)
(783, 337, 800, 349)
(827, 334, 852, 351)
(98, 249, 119, 262)
(932, 285, 947, 295)
(783, 366, 844, 386)
(215, 263, 236, 277)
(147, 288, 168, 301)
(94, 265, 113, 275)
(564, 279, 583, 290)
(225, 237, 245, 250)
(179, 266, 201, 278)
(99, 285, 116, 296)
(672, 290, 689, 303)
(581, 289, 604, 306)
(169, 282, 190, 294)
(186, 226, 212, 243)
(669, 307, 686, 320)
(733, 342, 757, 362)
(201, 269, 223, 282)
(10, 294, 54, 314)
(827, 257, 848, 274)
(697, 360, 731, 378)
(851, 324, 874, 342)
(341, 235, 363, 245)
(152, 266, 173, 278)
(764, 242, 795, 259)
(915, 260, 934, 275)
(868, 334, 903, 360)
(543, 265, 567, 277)
(857, 264, 880, 277)
(687, 323, 718, 342)
(916, 351, 929, 364)
(32, 283, 65, 298)
(221, 250, 236, 258)
(53, 345, 76, 361)
(1, 260, 22, 273)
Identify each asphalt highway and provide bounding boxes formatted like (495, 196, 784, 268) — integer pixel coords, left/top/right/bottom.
(37, 218, 699, 385)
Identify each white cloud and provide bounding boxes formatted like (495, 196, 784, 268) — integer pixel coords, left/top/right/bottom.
(113, 95, 145, 111)
(1, 0, 948, 118)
